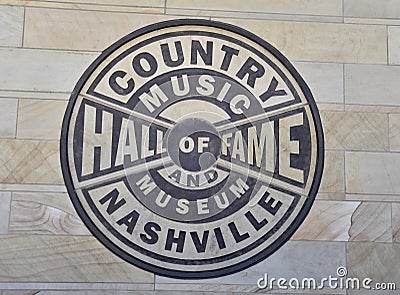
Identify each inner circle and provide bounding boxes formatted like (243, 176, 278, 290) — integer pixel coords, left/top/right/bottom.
(166, 117, 221, 172)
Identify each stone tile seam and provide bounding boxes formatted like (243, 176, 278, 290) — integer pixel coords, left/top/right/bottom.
(341, 0, 344, 23)
(13, 97, 19, 140)
(0, 2, 165, 10)
(14, 5, 388, 26)
(344, 15, 400, 22)
(2, 43, 392, 67)
(166, 6, 342, 17)
(0, 46, 101, 54)
(179, 13, 343, 25)
(21, 6, 25, 48)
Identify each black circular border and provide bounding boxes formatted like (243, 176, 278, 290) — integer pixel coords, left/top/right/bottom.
(60, 19, 325, 279)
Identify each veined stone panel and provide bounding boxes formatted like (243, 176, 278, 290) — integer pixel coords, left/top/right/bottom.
(389, 113, 400, 151)
(0, 98, 18, 138)
(321, 111, 388, 151)
(167, 0, 343, 17)
(345, 0, 400, 19)
(9, 192, 89, 235)
(0, 192, 11, 234)
(0, 6, 24, 47)
(319, 151, 344, 193)
(0, 140, 62, 185)
(0, 0, 164, 14)
(24, 8, 181, 51)
(345, 64, 400, 106)
(211, 18, 387, 64)
(346, 152, 400, 195)
(17, 100, 67, 140)
(0, 48, 97, 93)
(0, 235, 154, 283)
(293, 62, 343, 104)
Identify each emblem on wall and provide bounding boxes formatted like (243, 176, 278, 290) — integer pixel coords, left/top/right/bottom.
(60, 19, 324, 279)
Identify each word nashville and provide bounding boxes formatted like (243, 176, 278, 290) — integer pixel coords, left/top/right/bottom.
(97, 181, 282, 253)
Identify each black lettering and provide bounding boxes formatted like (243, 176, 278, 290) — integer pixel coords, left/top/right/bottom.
(258, 191, 282, 215)
(165, 229, 186, 253)
(99, 188, 126, 215)
(236, 57, 265, 88)
(204, 169, 218, 183)
(132, 52, 158, 77)
(187, 174, 200, 186)
(220, 45, 239, 71)
(191, 40, 213, 66)
(190, 231, 209, 253)
(140, 222, 161, 245)
(117, 210, 139, 234)
(214, 227, 226, 249)
(95, 107, 102, 133)
(259, 76, 287, 102)
(228, 221, 250, 243)
(108, 70, 134, 95)
(245, 211, 268, 231)
(169, 169, 182, 183)
(161, 41, 184, 67)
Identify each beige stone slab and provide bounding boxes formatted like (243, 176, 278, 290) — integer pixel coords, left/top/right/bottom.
(168, 8, 343, 23)
(345, 0, 400, 19)
(389, 113, 400, 151)
(346, 193, 400, 202)
(9, 192, 89, 235)
(0, 183, 66, 193)
(389, 26, 400, 65)
(167, 0, 342, 16)
(0, 48, 98, 92)
(392, 203, 400, 243)
(0, 282, 153, 291)
(346, 152, 400, 195)
(349, 202, 392, 242)
(317, 103, 345, 112)
(0, 192, 11, 234)
(24, 8, 186, 51)
(347, 242, 400, 294)
(156, 241, 346, 290)
(345, 64, 400, 106)
(0, 292, 40, 295)
(0, 0, 164, 13)
(292, 200, 360, 241)
(345, 104, 400, 114)
(41, 0, 163, 6)
(317, 192, 345, 200)
(0, 235, 153, 283)
(211, 18, 386, 64)
(0, 139, 63, 185)
(0, 98, 18, 138)
(0, 5, 23, 47)
(0, 90, 70, 100)
(1, 292, 225, 295)
(321, 112, 389, 151)
(345, 16, 400, 26)
(293, 62, 343, 104)
(17, 99, 67, 140)
(319, 151, 344, 193)
(155, 283, 345, 293)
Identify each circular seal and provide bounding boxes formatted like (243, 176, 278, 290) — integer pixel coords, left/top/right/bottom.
(60, 19, 324, 279)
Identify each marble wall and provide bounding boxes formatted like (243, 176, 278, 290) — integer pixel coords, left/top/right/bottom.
(0, 0, 400, 294)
